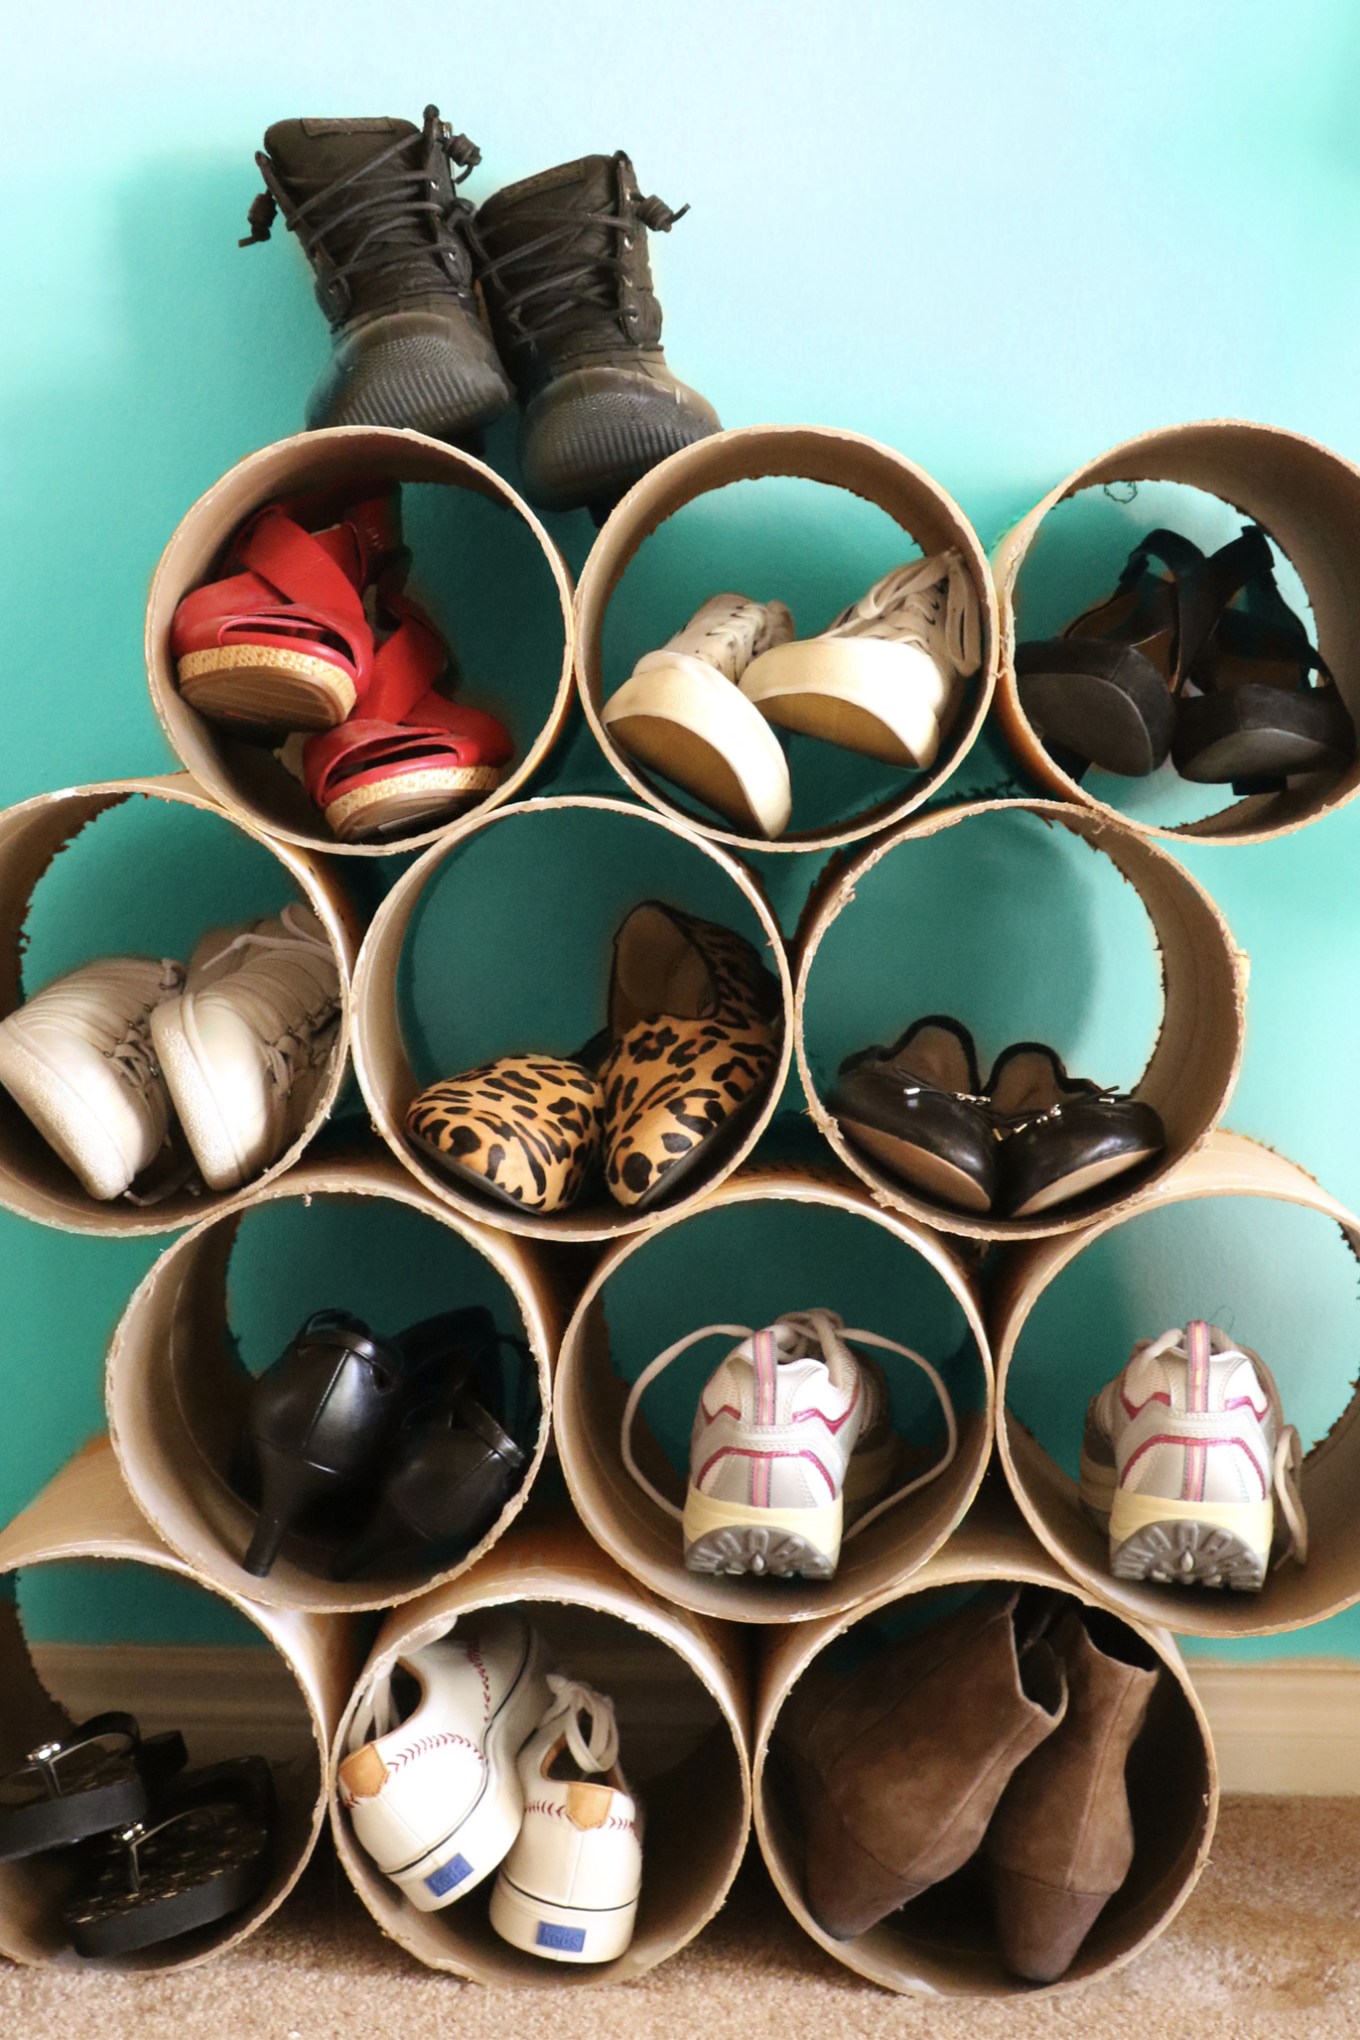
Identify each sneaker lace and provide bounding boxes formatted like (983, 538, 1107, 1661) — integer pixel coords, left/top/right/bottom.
(241, 105, 481, 305)
(541, 1673, 620, 1775)
(620, 1308, 958, 1533)
(669, 596, 796, 681)
(30, 961, 183, 1093)
(474, 165, 688, 346)
(824, 550, 982, 679)
(196, 905, 338, 1092)
(1136, 1324, 1309, 1567)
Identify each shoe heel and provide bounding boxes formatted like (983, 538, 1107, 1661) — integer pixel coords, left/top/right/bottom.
(242, 1441, 340, 1577)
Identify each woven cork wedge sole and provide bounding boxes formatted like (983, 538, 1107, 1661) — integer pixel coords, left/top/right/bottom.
(177, 647, 356, 735)
(324, 766, 501, 843)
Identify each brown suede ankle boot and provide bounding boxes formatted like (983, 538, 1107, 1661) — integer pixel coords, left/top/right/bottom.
(985, 1606, 1159, 1983)
(781, 1589, 1068, 1941)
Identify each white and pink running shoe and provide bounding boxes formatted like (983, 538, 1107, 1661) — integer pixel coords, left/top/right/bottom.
(621, 1307, 958, 1579)
(1080, 1319, 1308, 1592)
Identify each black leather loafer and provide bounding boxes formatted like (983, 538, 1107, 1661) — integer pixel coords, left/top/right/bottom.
(989, 1043, 1165, 1217)
(829, 1016, 997, 1212)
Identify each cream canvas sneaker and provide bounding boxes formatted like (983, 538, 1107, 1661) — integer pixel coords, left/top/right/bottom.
(1080, 1319, 1309, 1591)
(337, 1609, 549, 1911)
(489, 1674, 642, 1963)
(740, 550, 981, 769)
(150, 903, 340, 1191)
(602, 593, 796, 838)
(622, 1306, 958, 1578)
(0, 956, 185, 1200)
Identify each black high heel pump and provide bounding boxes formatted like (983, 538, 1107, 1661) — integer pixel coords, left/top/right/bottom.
(241, 1310, 406, 1577)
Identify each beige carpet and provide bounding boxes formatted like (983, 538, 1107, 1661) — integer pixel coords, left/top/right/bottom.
(3, 1799, 1357, 2038)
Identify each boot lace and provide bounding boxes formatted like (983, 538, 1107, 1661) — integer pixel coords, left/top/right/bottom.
(667, 595, 795, 682)
(541, 1674, 620, 1776)
(30, 962, 183, 1093)
(620, 1307, 958, 1536)
(241, 105, 481, 311)
(825, 550, 982, 679)
(475, 159, 688, 346)
(196, 905, 338, 1092)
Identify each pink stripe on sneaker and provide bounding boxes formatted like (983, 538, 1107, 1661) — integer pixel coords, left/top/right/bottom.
(751, 1328, 778, 1507)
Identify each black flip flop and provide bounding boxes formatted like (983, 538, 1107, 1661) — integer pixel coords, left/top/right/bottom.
(0, 1715, 187, 1862)
(62, 1755, 276, 1958)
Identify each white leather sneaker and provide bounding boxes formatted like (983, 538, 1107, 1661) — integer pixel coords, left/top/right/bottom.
(150, 903, 340, 1191)
(621, 1306, 958, 1579)
(0, 957, 185, 1200)
(337, 1609, 549, 1911)
(602, 593, 796, 838)
(740, 550, 981, 769)
(1080, 1319, 1309, 1591)
(489, 1674, 642, 1964)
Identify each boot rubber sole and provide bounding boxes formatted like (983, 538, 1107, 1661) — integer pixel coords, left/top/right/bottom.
(683, 1487, 842, 1578)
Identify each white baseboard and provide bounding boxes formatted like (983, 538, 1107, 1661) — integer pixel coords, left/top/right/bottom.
(28, 1645, 1360, 1796)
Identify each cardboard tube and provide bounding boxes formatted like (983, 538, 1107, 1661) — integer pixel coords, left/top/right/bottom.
(0, 774, 358, 1236)
(554, 1160, 994, 1624)
(993, 419, 1360, 843)
(145, 427, 575, 859)
(329, 1506, 751, 1986)
(795, 798, 1246, 1241)
(991, 1128, 1360, 1638)
(105, 1154, 560, 1615)
(753, 1480, 1217, 1998)
(351, 795, 795, 1243)
(574, 424, 998, 853)
(0, 1438, 358, 1973)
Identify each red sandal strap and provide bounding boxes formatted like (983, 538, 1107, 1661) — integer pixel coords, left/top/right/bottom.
(303, 702, 513, 808)
(236, 508, 371, 636)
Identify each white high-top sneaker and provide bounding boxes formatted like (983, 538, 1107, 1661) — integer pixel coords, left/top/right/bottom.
(337, 1609, 549, 1911)
(602, 593, 796, 838)
(1080, 1319, 1309, 1591)
(489, 1674, 642, 1964)
(150, 903, 340, 1191)
(740, 550, 982, 769)
(0, 957, 185, 1200)
(621, 1307, 958, 1579)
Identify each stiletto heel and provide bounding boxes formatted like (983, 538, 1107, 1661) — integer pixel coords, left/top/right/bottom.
(243, 1442, 350, 1577)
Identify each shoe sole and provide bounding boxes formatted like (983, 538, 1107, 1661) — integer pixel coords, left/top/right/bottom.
(523, 396, 718, 519)
(1106, 1490, 1273, 1592)
(323, 765, 500, 843)
(489, 1868, 639, 1964)
(0, 1027, 146, 1201)
(682, 1487, 842, 1578)
(177, 649, 355, 737)
(741, 638, 952, 768)
(1008, 1144, 1162, 1217)
(603, 657, 792, 838)
(150, 996, 253, 1192)
(835, 1114, 992, 1213)
(1014, 645, 1173, 776)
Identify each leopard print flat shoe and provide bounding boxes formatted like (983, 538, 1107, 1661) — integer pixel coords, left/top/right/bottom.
(406, 1054, 605, 1214)
(600, 903, 782, 1212)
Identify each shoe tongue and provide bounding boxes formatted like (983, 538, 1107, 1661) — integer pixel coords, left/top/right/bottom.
(263, 116, 420, 187)
(480, 152, 622, 226)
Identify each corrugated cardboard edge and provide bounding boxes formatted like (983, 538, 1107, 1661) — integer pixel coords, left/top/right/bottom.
(794, 797, 1247, 1243)
(991, 417, 1360, 845)
(752, 1479, 1217, 2000)
(328, 1505, 752, 1987)
(350, 794, 797, 1244)
(990, 1127, 1360, 1639)
(0, 772, 359, 1236)
(104, 1152, 562, 1615)
(0, 1437, 359, 1972)
(573, 422, 1001, 854)
(554, 1158, 995, 1625)
(144, 426, 576, 860)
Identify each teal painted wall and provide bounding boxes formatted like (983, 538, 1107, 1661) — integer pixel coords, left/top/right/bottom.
(5, 0, 1360, 1658)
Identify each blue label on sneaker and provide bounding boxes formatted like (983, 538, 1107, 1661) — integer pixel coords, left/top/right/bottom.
(424, 1853, 473, 1898)
(536, 1922, 587, 1953)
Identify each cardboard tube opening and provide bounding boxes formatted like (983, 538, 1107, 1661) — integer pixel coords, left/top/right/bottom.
(574, 424, 999, 853)
(753, 1487, 1216, 1999)
(146, 427, 575, 859)
(105, 1156, 558, 1615)
(0, 776, 358, 1236)
(0, 1442, 356, 1973)
(992, 1129, 1360, 1638)
(329, 1510, 750, 1985)
(796, 799, 1245, 1242)
(993, 420, 1360, 844)
(555, 1164, 994, 1624)
(351, 796, 795, 1243)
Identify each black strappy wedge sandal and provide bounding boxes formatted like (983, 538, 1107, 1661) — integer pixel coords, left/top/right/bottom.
(1014, 529, 1217, 776)
(62, 1754, 276, 1957)
(1171, 524, 1357, 789)
(0, 1715, 186, 1862)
